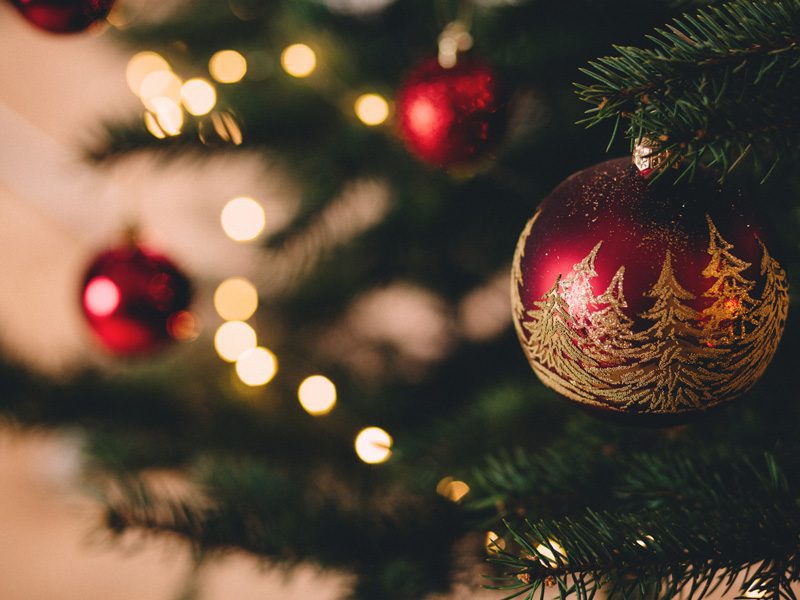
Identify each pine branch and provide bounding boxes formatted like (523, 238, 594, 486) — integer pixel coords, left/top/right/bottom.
(482, 449, 800, 599)
(577, 0, 800, 178)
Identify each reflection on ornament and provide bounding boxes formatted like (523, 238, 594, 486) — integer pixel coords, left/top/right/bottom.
(512, 160, 789, 419)
(83, 277, 120, 317)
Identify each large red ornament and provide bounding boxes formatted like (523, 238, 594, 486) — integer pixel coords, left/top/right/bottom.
(396, 57, 504, 169)
(81, 241, 193, 356)
(511, 157, 789, 421)
(9, 0, 114, 33)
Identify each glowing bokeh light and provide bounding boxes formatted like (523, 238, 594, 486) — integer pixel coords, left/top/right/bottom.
(536, 540, 567, 567)
(149, 97, 184, 136)
(485, 531, 506, 554)
(214, 321, 257, 362)
(181, 78, 217, 116)
(436, 477, 470, 502)
(354, 427, 392, 464)
(220, 197, 266, 242)
(281, 44, 316, 78)
(354, 93, 389, 126)
(167, 310, 200, 341)
(235, 346, 278, 386)
(138, 70, 183, 110)
(144, 111, 167, 139)
(126, 52, 170, 95)
(298, 375, 337, 416)
(213, 277, 259, 321)
(209, 50, 248, 83)
(744, 580, 767, 599)
(84, 277, 120, 317)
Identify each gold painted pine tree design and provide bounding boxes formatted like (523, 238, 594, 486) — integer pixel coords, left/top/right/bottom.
(514, 215, 789, 413)
(700, 215, 758, 344)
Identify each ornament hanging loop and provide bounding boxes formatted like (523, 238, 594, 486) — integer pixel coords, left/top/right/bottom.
(633, 136, 676, 174)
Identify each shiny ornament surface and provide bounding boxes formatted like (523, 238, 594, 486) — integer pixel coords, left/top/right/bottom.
(9, 0, 114, 33)
(511, 157, 789, 419)
(396, 57, 504, 169)
(81, 242, 193, 356)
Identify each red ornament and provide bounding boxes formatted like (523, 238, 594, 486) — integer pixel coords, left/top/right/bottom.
(511, 157, 789, 421)
(81, 241, 193, 356)
(396, 57, 504, 169)
(9, 0, 114, 33)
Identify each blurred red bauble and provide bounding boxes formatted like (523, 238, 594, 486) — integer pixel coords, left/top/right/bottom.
(9, 0, 114, 33)
(511, 157, 789, 422)
(81, 241, 193, 356)
(396, 57, 505, 169)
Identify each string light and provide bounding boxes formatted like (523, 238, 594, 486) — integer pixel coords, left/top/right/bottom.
(298, 375, 337, 416)
(743, 580, 768, 599)
(435, 476, 470, 502)
(209, 50, 248, 83)
(536, 540, 567, 568)
(181, 78, 217, 116)
(138, 70, 183, 110)
(144, 112, 167, 139)
(126, 52, 170, 95)
(214, 321, 257, 362)
(214, 277, 259, 321)
(281, 44, 317, 78)
(485, 531, 505, 554)
(235, 347, 278, 386)
(220, 197, 266, 242)
(354, 427, 392, 464)
(149, 97, 184, 136)
(354, 93, 389, 126)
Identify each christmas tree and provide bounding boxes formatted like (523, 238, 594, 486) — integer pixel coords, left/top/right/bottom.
(1, 0, 800, 598)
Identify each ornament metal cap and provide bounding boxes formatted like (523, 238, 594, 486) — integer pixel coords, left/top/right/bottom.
(633, 137, 671, 173)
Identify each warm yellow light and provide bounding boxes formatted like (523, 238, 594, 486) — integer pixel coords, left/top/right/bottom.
(281, 44, 316, 78)
(298, 375, 337, 416)
(354, 93, 389, 126)
(354, 427, 392, 464)
(744, 580, 767, 599)
(220, 197, 266, 242)
(436, 477, 470, 502)
(214, 321, 257, 362)
(149, 97, 184, 136)
(126, 52, 170, 95)
(214, 277, 259, 321)
(235, 347, 278, 386)
(138, 70, 183, 110)
(209, 50, 248, 84)
(485, 531, 506, 554)
(144, 111, 166, 139)
(536, 540, 567, 568)
(181, 78, 217, 116)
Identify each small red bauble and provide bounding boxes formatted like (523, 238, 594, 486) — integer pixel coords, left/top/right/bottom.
(9, 0, 114, 33)
(396, 57, 505, 169)
(81, 242, 193, 356)
(511, 157, 789, 421)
